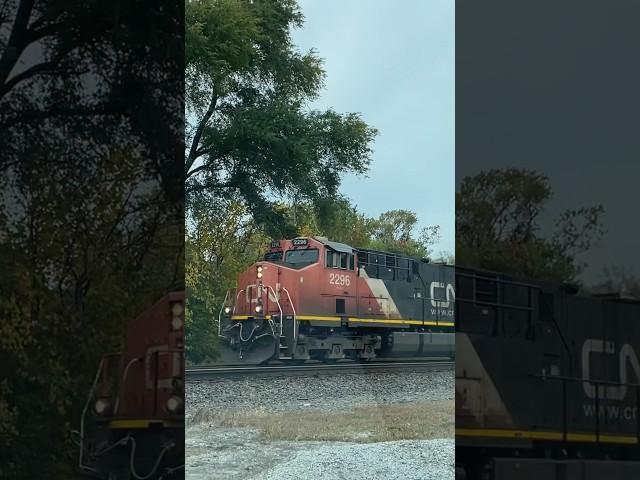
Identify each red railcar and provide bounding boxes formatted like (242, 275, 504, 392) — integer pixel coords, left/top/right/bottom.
(79, 291, 184, 480)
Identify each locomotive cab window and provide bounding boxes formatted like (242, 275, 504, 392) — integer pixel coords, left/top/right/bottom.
(326, 250, 354, 270)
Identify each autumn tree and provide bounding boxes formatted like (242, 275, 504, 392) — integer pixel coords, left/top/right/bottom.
(456, 168, 605, 282)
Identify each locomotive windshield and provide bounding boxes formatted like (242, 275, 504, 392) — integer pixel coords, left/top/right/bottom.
(263, 251, 283, 261)
(284, 248, 319, 267)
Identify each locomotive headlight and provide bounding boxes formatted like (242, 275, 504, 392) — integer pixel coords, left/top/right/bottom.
(255, 304, 263, 314)
(257, 266, 263, 279)
(171, 316, 183, 330)
(166, 395, 184, 413)
(94, 398, 111, 416)
(224, 306, 231, 314)
(171, 303, 183, 316)
(257, 271, 263, 279)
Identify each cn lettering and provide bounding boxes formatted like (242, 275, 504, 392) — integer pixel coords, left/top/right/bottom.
(582, 339, 640, 400)
(429, 282, 455, 308)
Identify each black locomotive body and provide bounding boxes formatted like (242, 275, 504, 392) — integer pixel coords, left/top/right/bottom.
(456, 267, 640, 479)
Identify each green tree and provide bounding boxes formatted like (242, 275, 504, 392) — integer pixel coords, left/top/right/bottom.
(277, 197, 371, 247)
(456, 168, 605, 282)
(0, 1, 183, 476)
(185, 0, 377, 234)
(0, 149, 180, 477)
(186, 193, 269, 364)
(276, 201, 440, 258)
(368, 210, 441, 258)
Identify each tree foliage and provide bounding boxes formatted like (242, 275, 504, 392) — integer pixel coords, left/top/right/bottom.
(0, 1, 183, 477)
(456, 168, 605, 282)
(185, 0, 377, 234)
(594, 267, 640, 299)
(186, 193, 268, 364)
(276, 200, 441, 259)
(367, 210, 441, 259)
(0, 151, 181, 478)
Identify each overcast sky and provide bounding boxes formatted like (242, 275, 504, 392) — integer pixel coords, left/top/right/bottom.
(291, 0, 454, 256)
(457, 0, 640, 284)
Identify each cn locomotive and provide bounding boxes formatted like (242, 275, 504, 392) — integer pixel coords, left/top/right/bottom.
(455, 267, 640, 479)
(79, 291, 185, 480)
(219, 236, 455, 363)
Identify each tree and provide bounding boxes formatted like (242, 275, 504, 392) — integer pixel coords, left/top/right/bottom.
(0, 0, 184, 202)
(456, 168, 605, 282)
(368, 210, 441, 258)
(185, 0, 377, 234)
(0, 148, 181, 477)
(0, 1, 183, 476)
(594, 267, 640, 298)
(276, 197, 371, 247)
(186, 192, 269, 363)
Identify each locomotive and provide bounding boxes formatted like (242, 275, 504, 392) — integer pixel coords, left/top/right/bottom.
(219, 236, 455, 363)
(455, 267, 640, 479)
(79, 291, 185, 480)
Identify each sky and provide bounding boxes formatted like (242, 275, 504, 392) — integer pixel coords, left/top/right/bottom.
(291, 0, 454, 256)
(456, 0, 640, 284)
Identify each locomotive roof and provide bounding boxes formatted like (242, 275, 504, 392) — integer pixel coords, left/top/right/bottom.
(457, 265, 640, 303)
(310, 236, 449, 265)
(312, 236, 355, 254)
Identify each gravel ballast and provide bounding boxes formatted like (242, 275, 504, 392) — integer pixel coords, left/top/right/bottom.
(187, 369, 453, 423)
(186, 368, 454, 479)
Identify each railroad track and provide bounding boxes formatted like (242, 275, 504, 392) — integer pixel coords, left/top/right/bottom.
(186, 360, 454, 380)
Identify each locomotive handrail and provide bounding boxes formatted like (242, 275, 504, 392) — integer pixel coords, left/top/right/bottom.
(114, 357, 142, 415)
(456, 271, 544, 289)
(266, 285, 284, 336)
(531, 372, 640, 388)
(456, 271, 573, 362)
(281, 287, 297, 342)
(79, 354, 114, 473)
(456, 297, 535, 312)
(234, 288, 244, 312)
(218, 289, 232, 337)
(530, 373, 640, 443)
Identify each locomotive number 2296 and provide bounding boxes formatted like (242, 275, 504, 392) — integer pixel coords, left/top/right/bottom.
(329, 273, 351, 286)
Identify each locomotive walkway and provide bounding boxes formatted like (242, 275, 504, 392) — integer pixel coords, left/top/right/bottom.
(185, 359, 454, 380)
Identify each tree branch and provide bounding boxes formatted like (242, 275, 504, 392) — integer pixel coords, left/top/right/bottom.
(0, 0, 35, 88)
(0, 104, 124, 129)
(1, 60, 59, 96)
(186, 163, 209, 178)
(185, 93, 217, 176)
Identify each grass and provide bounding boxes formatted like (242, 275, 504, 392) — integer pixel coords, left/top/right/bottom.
(189, 400, 454, 443)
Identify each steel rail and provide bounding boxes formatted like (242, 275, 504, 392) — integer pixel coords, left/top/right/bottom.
(186, 360, 454, 380)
